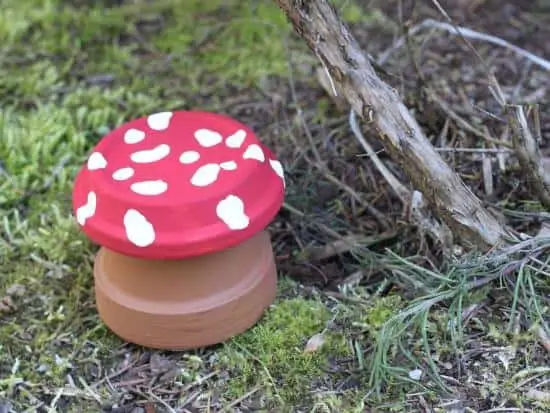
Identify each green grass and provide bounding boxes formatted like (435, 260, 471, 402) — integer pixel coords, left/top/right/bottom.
(1, 0, 549, 411)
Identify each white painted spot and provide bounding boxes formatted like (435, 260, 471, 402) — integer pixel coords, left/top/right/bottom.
(216, 195, 249, 230)
(87, 152, 107, 170)
(190, 163, 221, 187)
(76, 191, 97, 226)
(130, 144, 171, 163)
(219, 161, 237, 171)
(124, 209, 155, 247)
(242, 144, 265, 162)
(123, 128, 145, 144)
(147, 111, 173, 131)
(130, 180, 168, 196)
(225, 129, 247, 148)
(179, 150, 200, 164)
(269, 159, 285, 186)
(194, 129, 223, 147)
(112, 167, 135, 181)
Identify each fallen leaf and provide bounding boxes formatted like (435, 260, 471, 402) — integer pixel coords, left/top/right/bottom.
(304, 333, 325, 353)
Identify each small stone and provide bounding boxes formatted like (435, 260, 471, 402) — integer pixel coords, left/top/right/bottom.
(408, 368, 423, 381)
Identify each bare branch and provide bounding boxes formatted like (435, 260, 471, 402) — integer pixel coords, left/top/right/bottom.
(273, 0, 514, 250)
(506, 104, 550, 208)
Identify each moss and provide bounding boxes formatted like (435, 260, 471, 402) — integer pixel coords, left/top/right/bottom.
(339, 294, 406, 342)
(364, 295, 404, 329)
(219, 296, 349, 408)
(151, 0, 298, 86)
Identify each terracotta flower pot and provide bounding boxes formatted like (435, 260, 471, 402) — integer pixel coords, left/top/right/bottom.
(72, 111, 285, 350)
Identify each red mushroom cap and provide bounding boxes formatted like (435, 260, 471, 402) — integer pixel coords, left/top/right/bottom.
(72, 111, 285, 259)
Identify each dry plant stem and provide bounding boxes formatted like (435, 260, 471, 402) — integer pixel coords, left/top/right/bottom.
(506, 104, 550, 209)
(274, 0, 512, 250)
(282, 202, 349, 240)
(316, 66, 347, 110)
(348, 111, 409, 203)
(280, 108, 391, 230)
(282, 202, 397, 259)
(379, 17, 550, 72)
(426, 88, 512, 148)
(349, 110, 453, 248)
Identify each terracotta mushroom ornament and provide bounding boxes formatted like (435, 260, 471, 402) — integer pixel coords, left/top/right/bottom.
(72, 111, 285, 350)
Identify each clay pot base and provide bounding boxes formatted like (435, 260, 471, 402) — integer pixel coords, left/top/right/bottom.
(93, 231, 277, 350)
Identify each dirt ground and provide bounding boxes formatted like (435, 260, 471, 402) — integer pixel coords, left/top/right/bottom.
(0, 0, 549, 412)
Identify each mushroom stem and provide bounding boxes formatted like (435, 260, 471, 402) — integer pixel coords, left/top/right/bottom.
(93, 231, 277, 350)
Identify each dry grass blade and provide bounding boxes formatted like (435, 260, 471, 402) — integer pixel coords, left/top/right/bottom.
(299, 231, 396, 262)
(482, 148, 494, 196)
(426, 88, 512, 148)
(379, 17, 550, 72)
